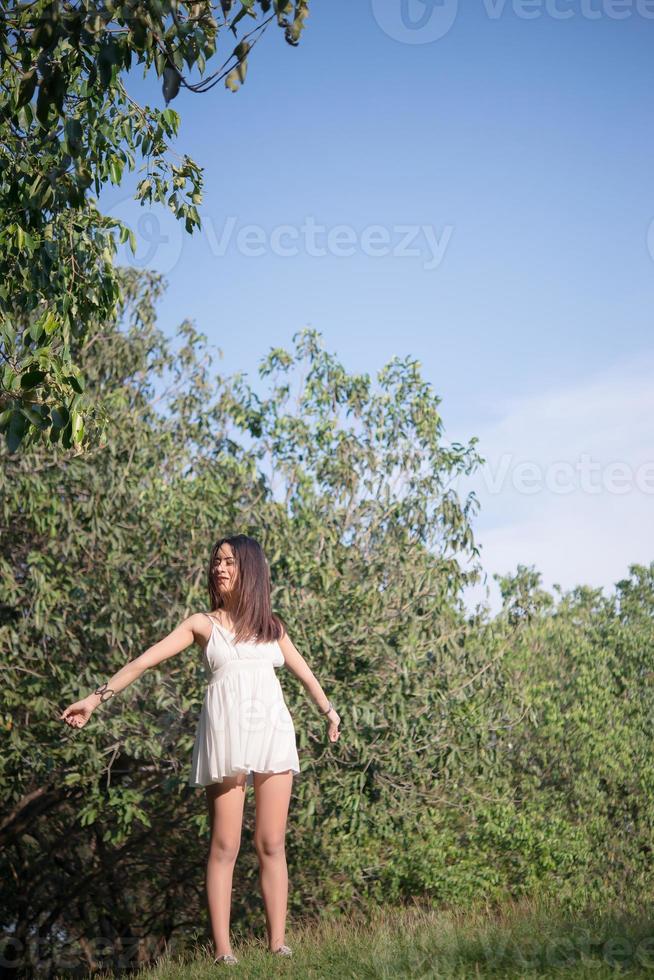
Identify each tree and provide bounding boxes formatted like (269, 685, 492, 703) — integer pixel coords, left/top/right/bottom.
(494, 564, 554, 626)
(1, 269, 498, 970)
(0, 1, 309, 453)
(3, 270, 653, 970)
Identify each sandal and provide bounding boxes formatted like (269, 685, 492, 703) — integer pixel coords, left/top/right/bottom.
(271, 944, 293, 957)
(213, 953, 239, 966)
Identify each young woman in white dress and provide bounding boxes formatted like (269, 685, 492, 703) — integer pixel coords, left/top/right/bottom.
(60, 534, 341, 966)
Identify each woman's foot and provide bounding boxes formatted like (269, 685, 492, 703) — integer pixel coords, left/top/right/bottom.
(270, 944, 292, 957)
(213, 952, 238, 966)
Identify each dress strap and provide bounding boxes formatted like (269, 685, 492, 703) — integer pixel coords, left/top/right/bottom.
(204, 613, 241, 659)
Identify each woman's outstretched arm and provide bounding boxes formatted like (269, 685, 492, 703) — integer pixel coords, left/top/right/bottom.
(59, 613, 205, 730)
(278, 629, 341, 743)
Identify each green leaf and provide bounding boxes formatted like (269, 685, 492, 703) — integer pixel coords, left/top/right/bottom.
(161, 108, 179, 132)
(42, 311, 59, 336)
(31, 15, 56, 50)
(162, 65, 181, 104)
(61, 419, 73, 449)
(71, 412, 85, 446)
(98, 38, 118, 88)
(20, 369, 47, 390)
(29, 319, 45, 343)
(2, 364, 17, 391)
(64, 374, 85, 394)
(172, 46, 185, 71)
(64, 118, 83, 157)
(6, 410, 28, 452)
(51, 404, 70, 429)
(20, 404, 49, 429)
(17, 70, 37, 109)
(108, 156, 124, 185)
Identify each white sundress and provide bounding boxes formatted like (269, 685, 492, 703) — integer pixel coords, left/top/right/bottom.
(188, 612, 301, 788)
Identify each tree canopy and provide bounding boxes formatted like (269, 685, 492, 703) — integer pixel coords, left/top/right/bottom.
(0, 1, 309, 453)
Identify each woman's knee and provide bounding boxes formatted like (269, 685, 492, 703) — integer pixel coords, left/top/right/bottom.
(209, 835, 241, 864)
(254, 834, 286, 860)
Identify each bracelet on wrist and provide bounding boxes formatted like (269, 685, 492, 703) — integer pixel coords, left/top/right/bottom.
(93, 682, 115, 704)
(320, 699, 334, 715)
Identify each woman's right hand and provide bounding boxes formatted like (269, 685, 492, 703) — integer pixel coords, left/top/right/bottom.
(326, 707, 341, 742)
(60, 697, 95, 730)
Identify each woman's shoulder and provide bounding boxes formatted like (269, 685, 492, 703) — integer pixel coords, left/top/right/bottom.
(193, 610, 220, 627)
(189, 611, 231, 645)
(272, 612, 287, 641)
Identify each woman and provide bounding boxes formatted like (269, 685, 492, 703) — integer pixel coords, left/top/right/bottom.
(60, 534, 341, 967)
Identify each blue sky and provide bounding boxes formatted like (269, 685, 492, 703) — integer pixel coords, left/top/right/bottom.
(103, 1, 654, 615)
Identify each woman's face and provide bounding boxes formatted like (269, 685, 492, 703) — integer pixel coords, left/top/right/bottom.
(214, 543, 237, 597)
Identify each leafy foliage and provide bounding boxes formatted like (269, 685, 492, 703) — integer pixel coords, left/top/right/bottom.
(0, 1, 309, 453)
(2, 272, 653, 972)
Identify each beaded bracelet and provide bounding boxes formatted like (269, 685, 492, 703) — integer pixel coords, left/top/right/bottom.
(321, 699, 334, 715)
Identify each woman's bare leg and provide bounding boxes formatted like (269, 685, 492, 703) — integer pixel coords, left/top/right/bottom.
(252, 770, 293, 951)
(205, 774, 247, 958)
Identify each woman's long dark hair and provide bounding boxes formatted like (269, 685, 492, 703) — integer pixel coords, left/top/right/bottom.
(207, 534, 285, 644)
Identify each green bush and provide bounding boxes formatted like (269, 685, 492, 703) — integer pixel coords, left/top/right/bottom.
(2, 269, 653, 974)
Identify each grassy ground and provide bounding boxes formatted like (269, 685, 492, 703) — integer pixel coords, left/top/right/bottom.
(81, 895, 654, 979)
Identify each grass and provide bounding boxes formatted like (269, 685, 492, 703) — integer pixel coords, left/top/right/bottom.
(77, 894, 654, 978)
